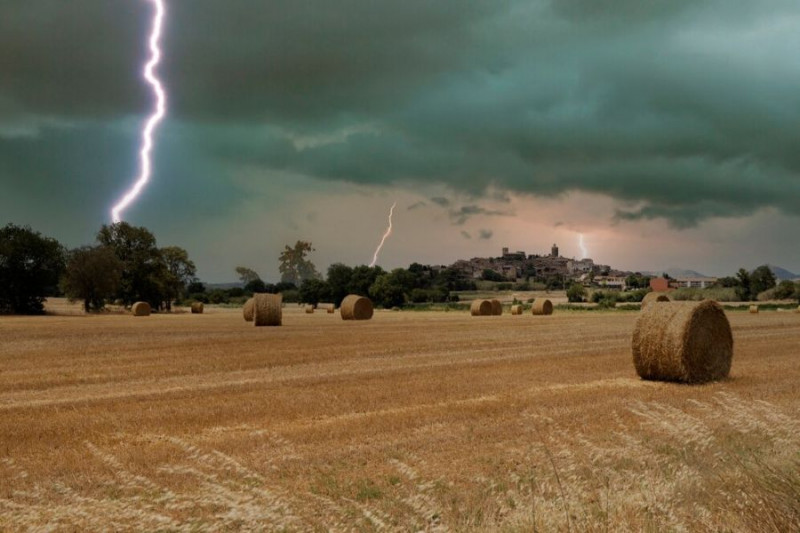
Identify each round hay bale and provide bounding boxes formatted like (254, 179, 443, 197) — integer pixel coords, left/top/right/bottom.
(340, 295, 374, 320)
(641, 292, 671, 311)
(243, 298, 255, 322)
(632, 300, 733, 384)
(796, 305, 800, 314)
(305, 305, 314, 314)
(470, 299, 492, 316)
(531, 299, 553, 316)
(490, 299, 503, 316)
(511, 304, 522, 315)
(190, 302, 204, 314)
(317, 303, 335, 314)
(749, 305, 759, 314)
(131, 301, 151, 316)
(253, 293, 282, 327)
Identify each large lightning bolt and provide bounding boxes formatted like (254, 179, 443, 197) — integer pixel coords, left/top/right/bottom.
(369, 202, 397, 267)
(578, 233, 588, 259)
(111, 0, 167, 223)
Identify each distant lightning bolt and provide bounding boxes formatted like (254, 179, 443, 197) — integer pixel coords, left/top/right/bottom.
(111, 0, 167, 223)
(578, 233, 588, 259)
(369, 202, 397, 267)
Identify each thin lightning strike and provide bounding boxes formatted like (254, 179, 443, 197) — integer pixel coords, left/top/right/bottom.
(369, 202, 397, 267)
(578, 233, 588, 259)
(111, 0, 167, 223)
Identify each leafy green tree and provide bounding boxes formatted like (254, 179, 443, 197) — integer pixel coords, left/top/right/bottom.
(773, 280, 796, 300)
(245, 279, 268, 293)
(735, 268, 752, 301)
(278, 241, 319, 285)
(715, 276, 740, 288)
(61, 246, 123, 312)
(369, 269, 408, 308)
(566, 282, 587, 303)
(482, 269, 505, 282)
(161, 246, 196, 310)
(750, 265, 777, 297)
(0, 224, 66, 314)
(96, 222, 166, 309)
(326, 263, 354, 306)
(349, 265, 384, 297)
(235, 266, 261, 285)
(299, 278, 331, 306)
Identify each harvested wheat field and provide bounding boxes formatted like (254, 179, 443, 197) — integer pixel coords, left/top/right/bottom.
(1, 302, 799, 531)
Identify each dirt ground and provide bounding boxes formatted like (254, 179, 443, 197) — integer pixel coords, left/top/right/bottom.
(1, 301, 798, 531)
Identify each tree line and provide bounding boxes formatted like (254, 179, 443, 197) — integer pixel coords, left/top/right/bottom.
(0, 222, 196, 314)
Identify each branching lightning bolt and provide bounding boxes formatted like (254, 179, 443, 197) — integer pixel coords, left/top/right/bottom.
(578, 233, 588, 259)
(369, 202, 397, 267)
(111, 0, 167, 223)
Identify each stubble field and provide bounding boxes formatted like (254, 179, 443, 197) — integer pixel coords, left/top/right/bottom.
(1, 302, 798, 531)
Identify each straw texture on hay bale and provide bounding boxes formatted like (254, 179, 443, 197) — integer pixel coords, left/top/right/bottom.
(490, 299, 503, 316)
(531, 299, 553, 316)
(190, 302, 204, 314)
(749, 305, 759, 314)
(243, 298, 255, 322)
(470, 299, 492, 316)
(305, 305, 314, 314)
(131, 301, 151, 316)
(632, 300, 733, 384)
(253, 293, 282, 327)
(641, 292, 671, 310)
(340, 295, 374, 320)
(511, 304, 522, 315)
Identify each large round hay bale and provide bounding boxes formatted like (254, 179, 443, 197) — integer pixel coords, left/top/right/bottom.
(511, 304, 522, 315)
(641, 292, 671, 311)
(632, 300, 733, 384)
(190, 302, 204, 314)
(131, 301, 151, 316)
(531, 299, 553, 316)
(490, 299, 503, 316)
(749, 305, 759, 314)
(305, 305, 314, 314)
(470, 299, 492, 316)
(253, 293, 282, 327)
(340, 295, 374, 320)
(243, 298, 255, 322)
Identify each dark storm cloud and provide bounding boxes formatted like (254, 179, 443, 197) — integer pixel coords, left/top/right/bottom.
(407, 201, 426, 211)
(449, 205, 512, 225)
(2, 0, 800, 229)
(478, 229, 493, 240)
(430, 197, 451, 208)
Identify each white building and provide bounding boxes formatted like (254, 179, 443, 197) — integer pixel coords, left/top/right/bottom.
(567, 258, 594, 274)
(674, 277, 718, 289)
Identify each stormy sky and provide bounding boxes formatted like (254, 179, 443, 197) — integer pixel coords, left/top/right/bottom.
(2, 0, 799, 281)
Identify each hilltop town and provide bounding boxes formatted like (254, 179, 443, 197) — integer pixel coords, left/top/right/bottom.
(448, 244, 719, 290)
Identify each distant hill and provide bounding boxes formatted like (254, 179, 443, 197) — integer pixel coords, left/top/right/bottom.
(642, 267, 709, 279)
(769, 265, 799, 280)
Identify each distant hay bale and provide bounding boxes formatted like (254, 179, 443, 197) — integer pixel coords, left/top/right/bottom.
(531, 299, 553, 316)
(253, 293, 282, 327)
(131, 301, 151, 317)
(317, 303, 335, 314)
(749, 305, 759, 314)
(632, 300, 733, 384)
(190, 302, 204, 314)
(243, 298, 255, 322)
(641, 292, 671, 311)
(340, 295, 374, 320)
(470, 299, 492, 316)
(511, 304, 522, 315)
(305, 305, 314, 314)
(490, 299, 503, 316)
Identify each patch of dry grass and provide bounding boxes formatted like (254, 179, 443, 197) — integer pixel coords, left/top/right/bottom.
(1, 302, 798, 530)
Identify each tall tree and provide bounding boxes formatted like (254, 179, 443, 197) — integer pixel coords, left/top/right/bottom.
(97, 222, 166, 308)
(735, 268, 752, 301)
(0, 224, 66, 314)
(61, 246, 122, 312)
(235, 266, 261, 284)
(750, 265, 777, 298)
(161, 246, 197, 310)
(278, 241, 319, 285)
(326, 263, 354, 306)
